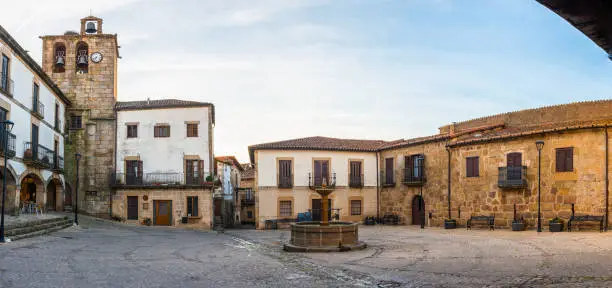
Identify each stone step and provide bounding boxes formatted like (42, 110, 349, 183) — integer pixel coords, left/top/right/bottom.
(64, 206, 73, 212)
(5, 218, 73, 240)
(5, 216, 68, 230)
(9, 221, 73, 241)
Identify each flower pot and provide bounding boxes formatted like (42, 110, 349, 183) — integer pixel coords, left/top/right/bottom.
(549, 222, 563, 232)
(444, 219, 457, 229)
(181, 217, 188, 224)
(512, 222, 525, 231)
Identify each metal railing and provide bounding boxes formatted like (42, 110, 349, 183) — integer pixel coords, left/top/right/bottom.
(241, 199, 255, 206)
(498, 166, 528, 188)
(23, 142, 54, 168)
(0, 132, 16, 158)
(308, 172, 336, 190)
(278, 175, 293, 188)
(349, 173, 364, 188)
(403, 167, 425, 186)
(0, 77, 13, 97)
(54, 154, 64, 171)
(110, 172, 212, 187)
(380, 171, 396, 187)
(33, 101, 44, 118)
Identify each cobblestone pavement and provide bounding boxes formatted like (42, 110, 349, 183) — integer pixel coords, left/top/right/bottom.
(3, 219, 612, 287)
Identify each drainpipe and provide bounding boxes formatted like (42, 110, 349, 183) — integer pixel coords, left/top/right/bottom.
(447, 146, 451, 220)
(606, 126, 609, 231)
(376, 151, 380, 219)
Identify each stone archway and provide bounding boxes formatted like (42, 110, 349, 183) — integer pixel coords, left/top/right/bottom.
(46, 178, 64, 211)
(0, 167, 17, 215)
(20, 173, 45, 211)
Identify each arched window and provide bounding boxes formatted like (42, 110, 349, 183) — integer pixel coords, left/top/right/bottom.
(53, 43, 66, 73)
(76, 42, 88, 74)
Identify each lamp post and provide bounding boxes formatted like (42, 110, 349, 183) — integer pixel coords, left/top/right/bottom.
(74, 153, 81, 226)
(536, 140, 544, 233)
(0, 120, 14, 243)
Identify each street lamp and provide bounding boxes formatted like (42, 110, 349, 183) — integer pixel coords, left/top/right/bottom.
(535, 140, 545, 233)
(74, 153, 81, 226)
(0, 120, 14, 243)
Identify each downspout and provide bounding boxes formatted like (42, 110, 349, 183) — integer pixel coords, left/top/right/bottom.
(447, 146, 451, 220)
(376, 151, 380, 219)
(606, 126, 609, 231)
(111, 109, 118, 218)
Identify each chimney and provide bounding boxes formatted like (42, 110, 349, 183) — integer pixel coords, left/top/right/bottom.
(449, 122, 457, 136)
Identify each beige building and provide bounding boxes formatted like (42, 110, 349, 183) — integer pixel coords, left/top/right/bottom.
(249, 137, 382, 229)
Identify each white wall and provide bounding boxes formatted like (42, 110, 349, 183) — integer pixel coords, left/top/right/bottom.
(256, 150, 378, 187)
(116, 106, 211, 175)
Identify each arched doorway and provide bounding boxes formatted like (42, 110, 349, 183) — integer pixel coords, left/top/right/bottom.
(412, 195, 425, 225)
(20, 174, 44, 210)
(46, 178, 64, 211)
(1, 168, 17, 215)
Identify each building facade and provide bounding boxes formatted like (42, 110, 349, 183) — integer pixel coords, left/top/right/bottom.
(214, 156, 243, 227)
(41, 16, 118, 217)
(0, 25, 69, 215)
(111, 99, 215, 228)
(238, 163, 255, 225)
(249, 138, 381, 229)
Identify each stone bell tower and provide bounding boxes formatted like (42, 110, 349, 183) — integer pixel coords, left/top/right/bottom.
(40, 16, 118, 217)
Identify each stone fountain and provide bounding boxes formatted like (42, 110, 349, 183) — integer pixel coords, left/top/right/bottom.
(283, 174, 366, 252)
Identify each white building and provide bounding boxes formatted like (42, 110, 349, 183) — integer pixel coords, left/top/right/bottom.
(111, 99, 215, 228)
(0, 25, 69, 214)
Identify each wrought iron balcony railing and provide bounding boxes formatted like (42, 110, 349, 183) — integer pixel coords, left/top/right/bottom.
(241, 198, 255, 206)
(110, 172, 212, 187)
(403, 167, 425, 186)
(380, 171, 396, 187)
(349, 173, 364, 188)
(0, 132, 16, 158)
(23, 142, 54, 168)
(498, 166, 528, 188)
(278, 175, 293, 188)
(308, 172, 336, 190)
(0, 77, 13, 97)
(32, 101, 44, 118)
(53, 153, 64, 172)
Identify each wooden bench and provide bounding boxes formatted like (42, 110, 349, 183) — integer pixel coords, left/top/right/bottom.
(467, 215, 495, 230)
(568, 215, 604, 232)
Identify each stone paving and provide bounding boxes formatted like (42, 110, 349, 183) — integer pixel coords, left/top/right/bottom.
(3, 219, 612, 287)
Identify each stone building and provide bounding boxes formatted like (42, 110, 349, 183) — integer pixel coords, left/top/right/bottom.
(40, 16, 118, 217)
(238, 163, 255, 225)
(214, 156, 243, 227)
(0, 25, 69, 215)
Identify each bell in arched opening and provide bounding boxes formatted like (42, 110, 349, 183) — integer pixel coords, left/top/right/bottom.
(77, 54, 88, 68)
(55, 55, 65, 67)
(85, 22, 97, 34)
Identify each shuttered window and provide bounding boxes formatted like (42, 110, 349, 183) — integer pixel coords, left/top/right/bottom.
(186, 123, 198, 137)
(350, 200, 362, 216)
(466, 156, 479, 177)
(556, 147, 573, 172)
(349, 161, 362, 187)
(278, 160, 292, 188)
(313, 160, 330, 186)
(187, 196, 198, 217)
(154, 125, 170, 138)
(279, 200, 292, 217)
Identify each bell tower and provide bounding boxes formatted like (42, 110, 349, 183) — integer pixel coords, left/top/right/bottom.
(40, 16, 119, 217)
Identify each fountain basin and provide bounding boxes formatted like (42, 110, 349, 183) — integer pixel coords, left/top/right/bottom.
(283, 221, 367, 252)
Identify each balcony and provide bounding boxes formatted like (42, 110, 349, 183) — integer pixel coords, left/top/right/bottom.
(0, 77, 13, 97)
(349, 173, 364, 188)
(498, 166, 528, 188)
(278, 175, 293, 189)
(380, 171, 396, 187)
(0, 132, 16, 158)
(53, 154, 64, 173)
(308, 172, 336, 190)
(23, 142, 54, 168)
(403, 168, 425, 186)
(32, 101, 44, 119)
(241, 198, 255, 206)
(110, 172, 212, 188)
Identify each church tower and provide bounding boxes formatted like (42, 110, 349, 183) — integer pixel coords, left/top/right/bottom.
(40, 16, 118, 217)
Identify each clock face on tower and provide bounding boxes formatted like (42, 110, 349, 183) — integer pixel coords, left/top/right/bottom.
(91, 52, 103, 63)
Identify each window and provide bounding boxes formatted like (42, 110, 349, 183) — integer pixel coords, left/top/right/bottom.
(404, 154, 424, 182)
(187, 196, 199, 217)
(556, 147, 574, 172)
(125, 160, 143, 185)
(70, 115, 82, 129)
(154, 125, 170, 138)
(1, 54, 9, 94)
(466, 157, 479, 177)
(384, 158, 394, 185)
(186, 123, 198, 137)
(278, 159, 292, 188)
(350, 200, 362, 216)
(247, 211, 253, 218)
(32, 83, 40, 115)
(185, 159, 203, 185)
(313, 159, 330, 186)
(54, 104, 60, 130)
(127, 125, 138, 138)
(279, 200, 292, 217)
(349, 161, 363, 187)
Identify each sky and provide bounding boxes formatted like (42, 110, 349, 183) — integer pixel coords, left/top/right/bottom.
(3, 0, 612, 163)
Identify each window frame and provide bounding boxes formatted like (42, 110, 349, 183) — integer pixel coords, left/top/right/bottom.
(186, 123, 199, 137)
(555, 147, 574, 172)
(127, 124, 138, 138)
(70, 115, 82, 129)
(466, 156, 479, 178)
(350, 199, 362, 216)
(154, 124, 170, 138)
(186, 196, 199, 217)
(277, 158, 293, 188)
(279, 200, 293, 217)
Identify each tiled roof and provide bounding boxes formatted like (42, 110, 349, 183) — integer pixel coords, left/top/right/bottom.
(215, 156, 244, 171)
(116, 99, 215, 124)
(240, 163, 255, 179)
(378, 134, 450, 150)
(248, 136, 393, 163)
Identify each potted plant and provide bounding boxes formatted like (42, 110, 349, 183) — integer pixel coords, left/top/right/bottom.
(141, 217, 152, 226)
(24, 148, 32, 159)
(444, 219, 457, 229)
(549, 217, 564, 232)
(512, 217, 526, 231)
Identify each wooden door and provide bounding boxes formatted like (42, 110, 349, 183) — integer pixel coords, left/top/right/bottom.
(412, 196, 425, 225)
(311, 199, 332, 221)
(507, 153, 522, 180)
(385, 158, 394, 184)
(214, 199, 222, 217)
(31, 124, 39, 157)
(46, 183, 56, 211)
(154, 200, 171, 226)
(127, 196, 138, 220)
(313, 160, 329, 186)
